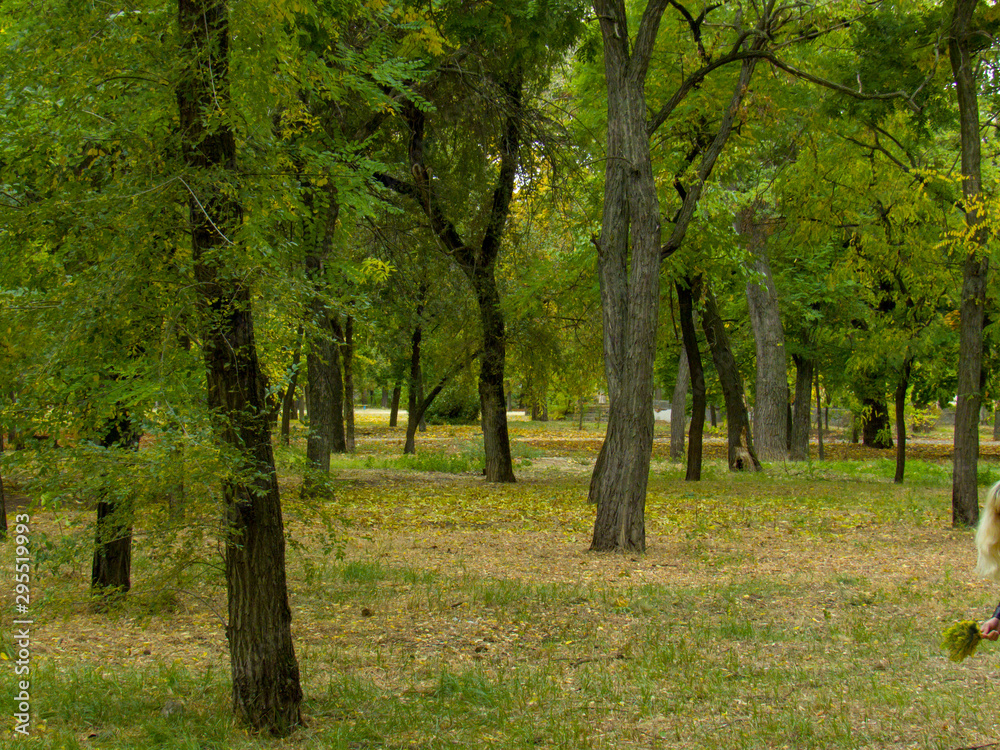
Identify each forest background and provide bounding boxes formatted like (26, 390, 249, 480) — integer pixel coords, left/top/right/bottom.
(4, 0, 1000, 745)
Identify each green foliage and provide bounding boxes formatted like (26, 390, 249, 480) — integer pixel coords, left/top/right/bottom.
(424, 379, 481, 425)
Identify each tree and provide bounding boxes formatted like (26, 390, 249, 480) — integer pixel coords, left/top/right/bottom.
(670, 348, 689, 460)
(373, 0, 584, 480)
(91, 409, 140, 595)
(739, 203, 789, 460)
(377, 90, 521, 481)
(176, 0, 301, 731)
(588, 0, 771, 548)
(586, 0, 668, 550)
(701, 283, 761, 471)
(949, 0, 989, 527)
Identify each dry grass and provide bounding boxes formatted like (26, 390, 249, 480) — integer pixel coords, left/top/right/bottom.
(3, 414, 1000, 748)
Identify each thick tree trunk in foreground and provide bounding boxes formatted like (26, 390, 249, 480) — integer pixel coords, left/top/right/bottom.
(91, 412, 139, 594)
(790, 354, 813, 460)
(894, 360, 911, 484)
(678, 278, 706, 481)
(587, 0, 666, 551)
(177, 0, 301, 733)
(950, 0, 988, 527)
(701, 284, 761, 471)
(741, 204, 788, 460)
(589, 3, 764, 542)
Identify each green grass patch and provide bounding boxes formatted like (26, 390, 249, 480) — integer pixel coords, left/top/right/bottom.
(8, 425, 1000, 749)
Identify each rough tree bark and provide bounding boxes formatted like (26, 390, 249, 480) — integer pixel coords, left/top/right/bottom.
(303, 188, 345, 486)
(790, 354, 813, 460)
(950, 0, 988, 527)
(739, 203, 788, 460)
(670, 347, 689, 460)
(588, 0, 766, 549)
(177, 0, 301, 732)
(700, 284, 761, 471)
(470, 264, 516, 482)
(329, 316, 347, 452)
(586, 0, 669, 552)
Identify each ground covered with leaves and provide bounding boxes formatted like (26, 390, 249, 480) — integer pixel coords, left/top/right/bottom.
(3, 414, 1000, 749)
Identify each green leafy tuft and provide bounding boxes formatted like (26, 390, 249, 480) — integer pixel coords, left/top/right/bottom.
(941, 620, 983, 662)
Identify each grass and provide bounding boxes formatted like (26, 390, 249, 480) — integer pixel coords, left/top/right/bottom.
(4, 416, 1000, 748)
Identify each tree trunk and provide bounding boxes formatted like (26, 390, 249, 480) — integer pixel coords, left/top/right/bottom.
(404, 297, 425, 455)
(700, 284, 760, 471)
(469, 267, 516, 482)
(994, 402, 1000, 441)
(177, 0, 301, 732)
(861, 396, 893, 449)
(303, 185, 345, 481)
(342, 315, 355, 453)
(588, 2, 764, 545)
(950, 0, 988, 527)
(91, 412, 139, 595)
(406, 351, 481, 451)
(376, 85, 519, 482)
(790, 354, 813, 460)
(587, 2, 665, 551)
(894, 359, 911, 484)
(670, 347, 689, 460)
(678, 278, 706, 481)
(304, 303, 336, 482)
(389, 381, 401, 427)
(279, 326, 303, 447)
(815, 369, 824, 461)
(329, 317, 348, 453)
(741, 204, 788, 460)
